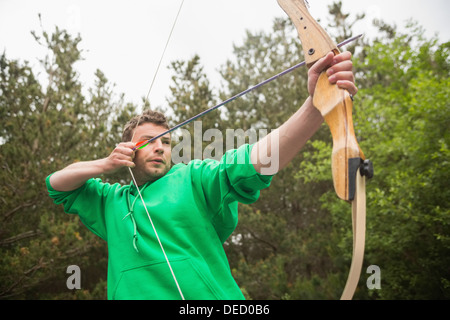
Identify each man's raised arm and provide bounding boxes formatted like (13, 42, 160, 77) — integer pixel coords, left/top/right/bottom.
(251, 51, 358, 175)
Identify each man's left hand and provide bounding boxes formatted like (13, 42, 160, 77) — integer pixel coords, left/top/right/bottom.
(307, 51, 358, 98)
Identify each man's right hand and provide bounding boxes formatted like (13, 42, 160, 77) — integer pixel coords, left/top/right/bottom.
(49, 142, 136, 192)
(103, 142, 136, 174)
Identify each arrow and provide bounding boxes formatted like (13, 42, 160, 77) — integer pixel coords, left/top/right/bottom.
(133, 34, 363, 150)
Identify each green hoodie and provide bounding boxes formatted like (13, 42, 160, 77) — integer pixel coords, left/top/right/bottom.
(46, 144, 272, 300)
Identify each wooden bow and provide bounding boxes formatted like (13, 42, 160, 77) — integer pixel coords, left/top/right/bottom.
(277, 0, 373, 299)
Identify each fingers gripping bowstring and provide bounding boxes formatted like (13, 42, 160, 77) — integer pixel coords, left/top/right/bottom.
(127, 0, 185, 300)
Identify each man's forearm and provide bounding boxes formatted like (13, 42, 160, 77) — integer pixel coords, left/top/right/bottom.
(251, 97, 323, 175)
(49, 159, 108, 192)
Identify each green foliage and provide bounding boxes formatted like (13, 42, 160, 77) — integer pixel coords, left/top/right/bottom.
(0, 26, 135, 299)
(351, 27, 450, 299)
(291, 15, 450, 299)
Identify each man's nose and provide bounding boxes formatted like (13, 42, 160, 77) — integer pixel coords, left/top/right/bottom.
(153, 139, 164, 153)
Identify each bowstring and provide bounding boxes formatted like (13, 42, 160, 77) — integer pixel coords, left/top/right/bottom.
(128, 0, 185, 300)
(131, 0, 185, 142)
(127, 167, 185, 299)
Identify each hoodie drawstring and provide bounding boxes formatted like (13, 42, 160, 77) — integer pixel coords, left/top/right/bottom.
(124, 191, 140, 253)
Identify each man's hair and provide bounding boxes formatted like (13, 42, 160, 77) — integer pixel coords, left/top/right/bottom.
(122, 110, 170, 142)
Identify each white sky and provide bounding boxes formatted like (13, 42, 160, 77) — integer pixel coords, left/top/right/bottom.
(1, 0, 449, 110)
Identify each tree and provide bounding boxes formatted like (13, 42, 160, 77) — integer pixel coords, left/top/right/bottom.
(293, 15, 449, 299)
(349, 22, 450, 299)
(166, 55, 221, 162)
(0, 26, 135, 299)
(217, 17, 340, 300)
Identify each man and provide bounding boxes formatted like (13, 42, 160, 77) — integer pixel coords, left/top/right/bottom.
(46, 52, 357, 299)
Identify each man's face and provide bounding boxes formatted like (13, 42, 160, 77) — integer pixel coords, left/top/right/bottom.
(131, 122, 172, 185)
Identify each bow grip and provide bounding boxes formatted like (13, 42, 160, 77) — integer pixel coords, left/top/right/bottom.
(313, 72, 365, 201)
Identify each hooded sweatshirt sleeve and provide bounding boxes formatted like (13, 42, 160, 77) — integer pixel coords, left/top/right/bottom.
(45, 175, 114, 240)
(190, 143, 273, 242)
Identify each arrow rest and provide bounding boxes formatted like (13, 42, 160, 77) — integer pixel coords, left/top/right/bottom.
(361, 159, 374, 179)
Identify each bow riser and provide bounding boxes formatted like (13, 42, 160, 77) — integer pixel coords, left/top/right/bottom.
(279, 0, 365, 202)
(313, 73, 365, 201)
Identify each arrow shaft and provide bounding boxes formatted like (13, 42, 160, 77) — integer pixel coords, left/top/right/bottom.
(133, 34, 363, 150)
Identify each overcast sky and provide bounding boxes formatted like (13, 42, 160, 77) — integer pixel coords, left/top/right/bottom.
(1, 0, 448, 110)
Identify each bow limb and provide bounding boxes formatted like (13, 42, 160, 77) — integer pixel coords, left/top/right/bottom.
(341, 166, 366, 300)
(277, 0, 339, 67)
(277, 0, 373, 300)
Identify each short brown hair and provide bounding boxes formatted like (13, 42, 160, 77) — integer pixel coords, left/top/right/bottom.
(122, 110, 170, 142)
